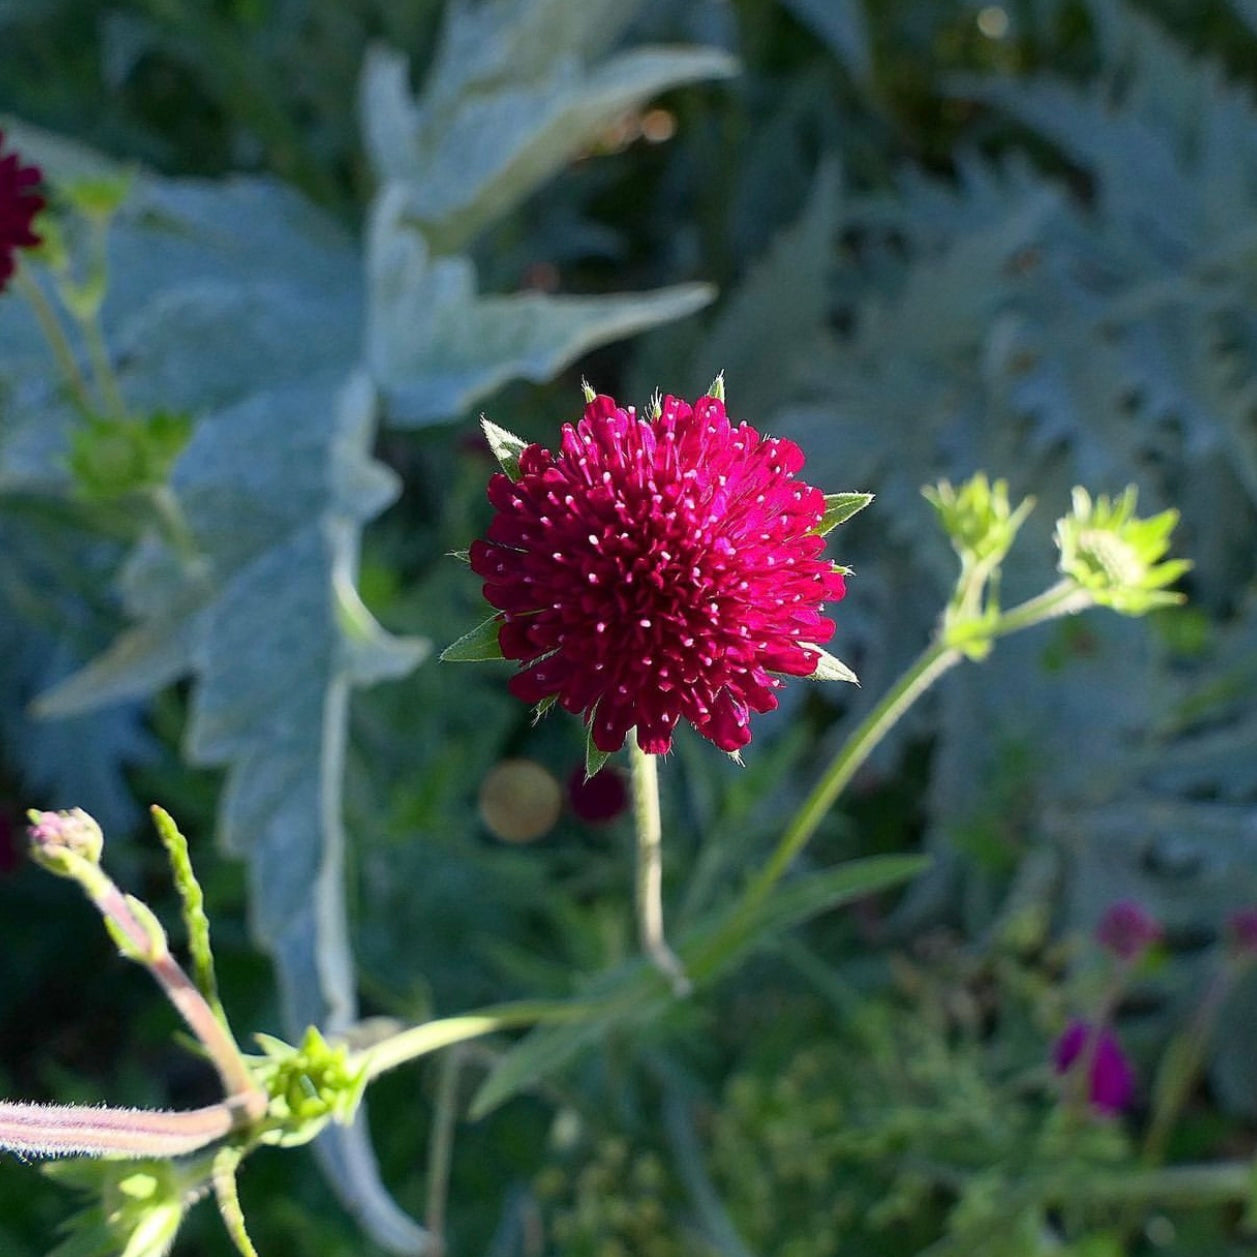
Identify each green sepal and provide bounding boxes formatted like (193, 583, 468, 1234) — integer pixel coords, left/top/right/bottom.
(815, 492, 873, 536)
(585, 722, 611, 780)
(449, 549, 470, 564)
(480, 416, 529, 481)
(801, 644, 859, 684)
(105, 894, 168, 965)
(706, 371, 726, 401)
(532, 694, 558, 725)
(440, 615, 505, 662)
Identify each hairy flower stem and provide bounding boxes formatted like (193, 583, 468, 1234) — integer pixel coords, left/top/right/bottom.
(630, 736, 691, 996)
(0, 1098, 239, 1159)
(85, 873, 265, 1123)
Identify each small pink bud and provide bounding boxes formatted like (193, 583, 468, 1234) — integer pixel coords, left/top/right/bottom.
(1095, 899, 1162, 961)
(26, 807, 104, 867)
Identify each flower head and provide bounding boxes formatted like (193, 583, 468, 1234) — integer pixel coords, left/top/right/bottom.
(1052, 1019, 1135, 1115)
(1095, 899, 1162, 962)
(27, 807, 104, 867)
(469, 389, 848, 755)
(0, 131, 45, 292)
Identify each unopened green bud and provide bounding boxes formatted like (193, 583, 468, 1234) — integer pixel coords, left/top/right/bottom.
(1055, 487, 1191, 615)
(924, 474, 1034, 567)
(62, 172, 133, 223)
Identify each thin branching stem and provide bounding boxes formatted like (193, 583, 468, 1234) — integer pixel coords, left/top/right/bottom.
(13, 267, 94, 411)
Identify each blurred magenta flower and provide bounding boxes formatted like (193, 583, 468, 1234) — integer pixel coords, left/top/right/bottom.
(0, 131, 45, 291)
(1053, 1019, 1135, 1114)
(470, 390, 847, 754)
(567, 764, 629, 823)
(1095, 899, 1162, 961)
(1226, 906, 1257, 955)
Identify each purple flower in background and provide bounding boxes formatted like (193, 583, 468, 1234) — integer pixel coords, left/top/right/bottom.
(567, 765, 629, 824)
(1095, 899, 1162, 961)
(1226, 907, 1257, 955)
(1053, 1019, 1135, 1114)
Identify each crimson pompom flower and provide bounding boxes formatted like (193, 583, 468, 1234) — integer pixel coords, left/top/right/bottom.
(1052, 1019, 1135, 1115)
(466, 385, 856, 756)
(0, 131, 45, 292)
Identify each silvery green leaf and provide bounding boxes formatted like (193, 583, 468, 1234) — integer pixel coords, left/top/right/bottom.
(361, 37, 736, 251)
(366, 186, 714, 425)
(684, 162, 842, 418)
(36, 372, 430, 1254)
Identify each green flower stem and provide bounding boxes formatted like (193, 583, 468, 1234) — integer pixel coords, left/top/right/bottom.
(357, 1004, 591, 1083)
(750, 579, 1097, 906)
(13, 266, 94, 412)
(424, 1047, 463, 1254)
(748, 639, 961, 905)
(82, 309, 128, 418)
(1046, 1160, 1254, 1210)
(985, 580, 1094, 639)
(630, 735, 692, 996)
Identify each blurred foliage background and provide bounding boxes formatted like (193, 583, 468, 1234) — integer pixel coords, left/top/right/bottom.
(2, 0, 1257, 1253)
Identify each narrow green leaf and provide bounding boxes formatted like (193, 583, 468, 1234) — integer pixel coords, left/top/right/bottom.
(801, 644, 859, 685)
(816, 491, 874, 535)
(213, 1147, 260, 1257)
(439, 615, 504, 662)
(150, 805, 223, 1020)
(358, 999, 595, 1082)
(470, 854, 928, 1116)
(480, 417, 529, 481)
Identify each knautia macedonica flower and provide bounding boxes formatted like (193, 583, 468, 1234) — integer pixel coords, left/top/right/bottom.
(458, 382, 863, 757)
(0, 131, 45, 292)
(1095, 899, 1162, 962)
(1052, 1019, 1135, 1115)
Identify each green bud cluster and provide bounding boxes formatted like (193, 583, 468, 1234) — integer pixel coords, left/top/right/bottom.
(250, 1026, 369, 1148)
